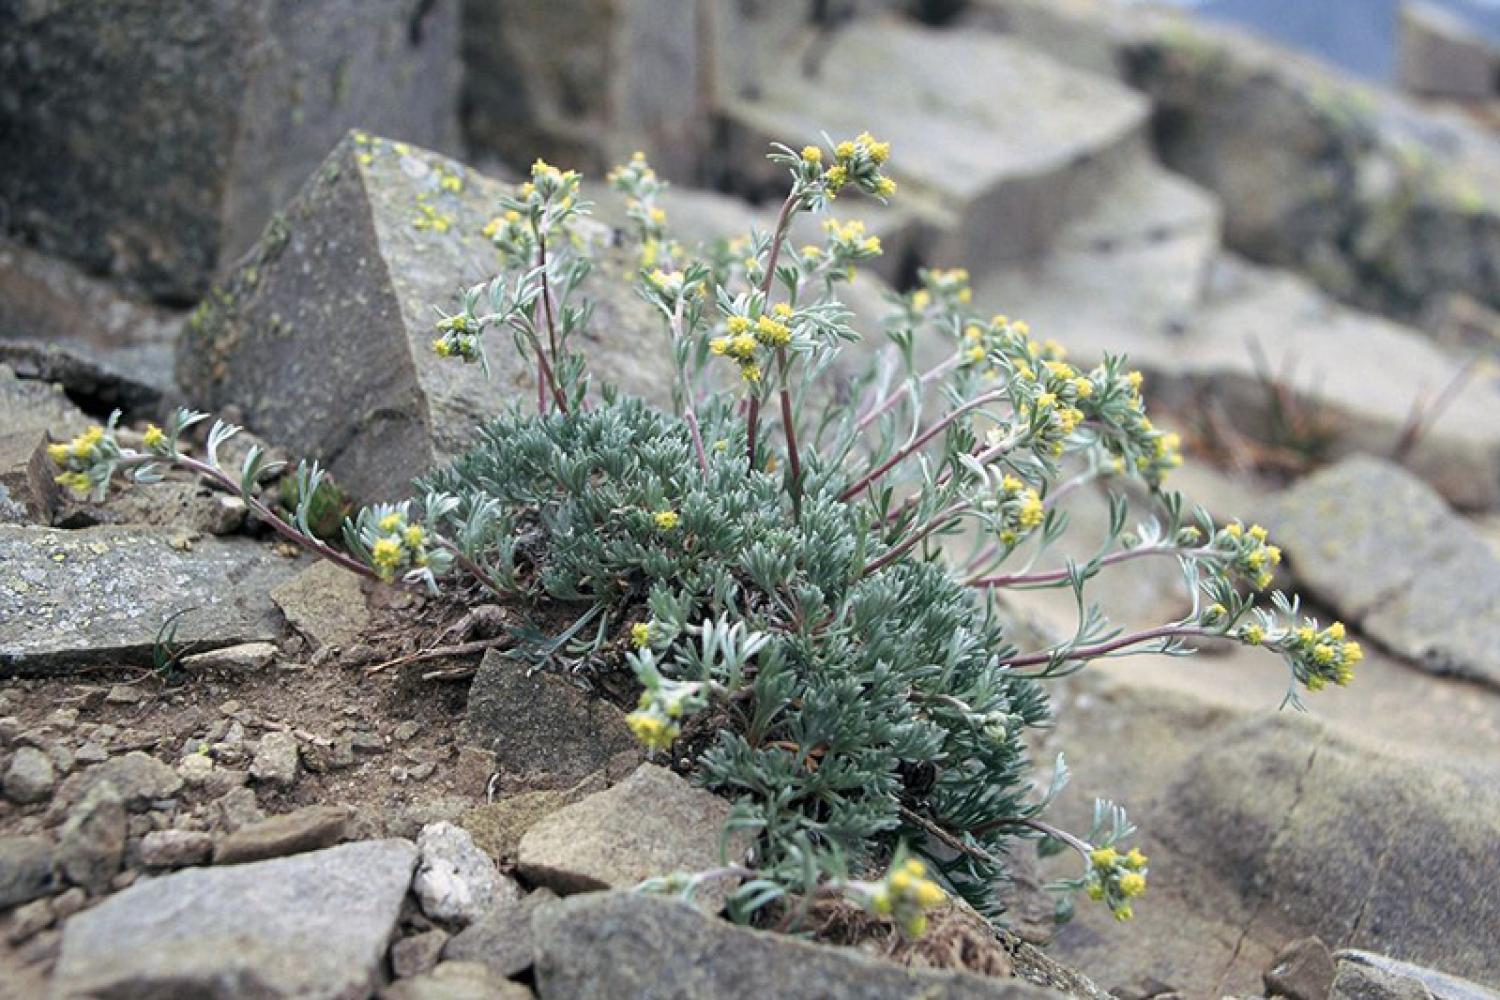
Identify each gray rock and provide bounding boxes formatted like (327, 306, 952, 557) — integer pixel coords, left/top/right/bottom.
(177, 133, 678, 501)
(1335, 951, 1500, 1000)
(459, 776, 604, 865)
(720, 17, 1149, 277)
(3, 746, 56, 804)
(214, 804, 350, 865)
(462, 0, 705, 181)
(464, 651, 640, 790)
(0, 239, 178, 414)
(382, 960, 534, 1000)
(1333, 961, 1436, 1000)
(139, 829, 214, 870)
(1122, 12, 1500, 324)
(0, 363, 90, 442)
(1271, 457, 1500, 689)
(517, 764, 750, 912)
(0, 836, 55, 909)
(57, 783, 126, 894)
(1398, 2, 1500, 102)
(0, 0, 459, 302)
(270, 560, 371, 651)
(391, 928, 450, 980)
(210, 786, 265, 834)
(250, 731, 301, 788)
(413, 821, 519, 926)
(531, 891, 1056, 999)
(443, 888, 558, 979)
(1266, 936, 1337, 1000)
(52, 838, 418, 999)
(7, 896, 55, 944)
(0, 429, 60, 526)
(0, 526, 297, 677)
(1166, 713, 1500, 985)
(66, 751, 184, 812)
(180, 641, 278, 673)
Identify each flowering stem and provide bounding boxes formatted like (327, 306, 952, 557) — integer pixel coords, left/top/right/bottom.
(746, 395, 761, 471)
(862, 500, 968, 577)
(165, 455, 381, 581)
(880, 427, 1024, 528)
(432, 537, 508, 597)
(840, 389, 1008, 502)
(1006, 624, 1213, 672)
(968, 545, 1208, 589)
(669, 294, 710, 476)
(759, 190, 803, 512)
(533, 235, 569, 415)
(855, 354, 963, 432)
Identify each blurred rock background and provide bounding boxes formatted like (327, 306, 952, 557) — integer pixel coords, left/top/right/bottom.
(3, 1, 1500, 997)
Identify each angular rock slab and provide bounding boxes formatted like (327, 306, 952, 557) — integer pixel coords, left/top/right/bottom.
(51, 838, 418, 1000)
(0, 0, 459, 302)
(463, 0, 705, 181)
(1271, 456, 1500, 689)
(531, 891, 1058, 1000)
(517, 764, 750, 913)
(0, 525, 296, 676)
(178, 132, 678, 500)
(720, 17, 1150, 275)
(464, 649, 640, 789)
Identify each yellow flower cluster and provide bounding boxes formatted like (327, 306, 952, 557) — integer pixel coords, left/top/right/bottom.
(821, 131, 896, 199)
(1289, 619, 1362, 691)
(710, 305, 797, 384)
(867, 857, 947, 938)
(432, 312, 484, 363)
(977, 473, 1046, 548)
(1213, 521, 1283, 591)
(821, 217, 882, 260)
(47, 425, 109, 498)
(626, 672, 705, 753)
(608, 151, 669, 246)
(482, 207, 534, 266)
(1084, 845, 1148, 921)
(367, 508, 431, 582)
(653, 509, 680, 530)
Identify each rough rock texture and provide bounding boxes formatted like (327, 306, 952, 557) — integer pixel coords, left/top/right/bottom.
(213, 804, 350, 865)
(1266, 937, 1338, 1000)
(270, 560, 371, 651)
(1332, 960, 1438, 1000)
(51, 839, 418, 999)
(1270, 456, 1500, 689)
(3, 745, 56, 804)
(139, 829, 215, 870)
(1335, 951, 1500, 1000)
(459, 776, 604, 865)
(383, 960, 534, 1000)
(413, 821, 520, 925)
(0, 525, 296, 676)
(462, 0, 705, 180)
(464, 650, 640, 789)
(720, 16, 1150, 277)
(177, 133, 678, 500)
(62, 751, 185, 812)
(443, 888, 558, 978)
(1399, 1, 1500, 101)
(251, 731, 301, 788)
(0, 0, 460, 302)
(0, 836, 55, 909)
(56, 783, 127, 894)
(0, 364, 89, 441)
(0, 239, 179, 412)
(531, 891, 1058, 999)
(517, 764, 749, 912)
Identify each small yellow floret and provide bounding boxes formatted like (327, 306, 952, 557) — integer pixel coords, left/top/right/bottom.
(1089, 847, 1118, 869)
(1119, 872, 1147, 897)
(379, 512, 403, 532)
(631, 622, 652, 648)
(653, 510, 680, 530)
(801, 145, 822, 163)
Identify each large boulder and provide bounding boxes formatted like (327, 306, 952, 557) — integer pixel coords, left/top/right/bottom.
(51, 838, 418, 999)
(1270, 456, 1500, 689)
(530, 891, 1058, 999)
(462, 0, 704, 181)
(177, 133, 678, 500)
(718, 16, 1151, 277)
(0, 0, 459, 302)
(0, 525, 296, 676)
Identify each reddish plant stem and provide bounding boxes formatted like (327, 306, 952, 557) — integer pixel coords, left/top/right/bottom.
(855, 354, 963, 432)
(1005, 625, 1212, 671)
(969, 545, 1208, 589)
(861, 501, 968, 577)
(840, 389, 1007, 502)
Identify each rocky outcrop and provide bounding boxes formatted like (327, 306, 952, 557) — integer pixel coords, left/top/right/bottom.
(0, 0, 460, 302)
(177, 133, 678, 500)
(1270, 456, 1500, 688)
(0, 525, 296, 676)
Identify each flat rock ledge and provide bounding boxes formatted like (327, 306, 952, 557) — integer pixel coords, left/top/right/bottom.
(50, 838, 417, 999)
